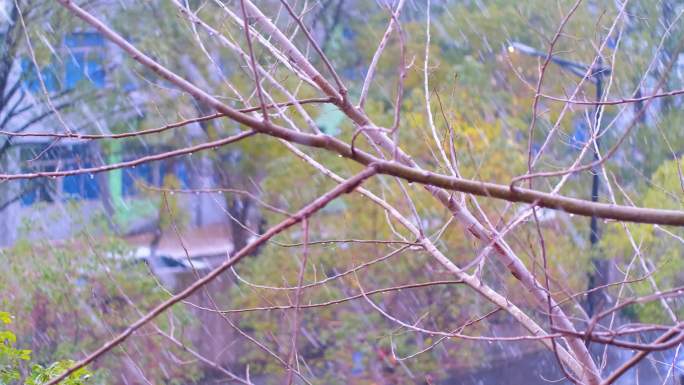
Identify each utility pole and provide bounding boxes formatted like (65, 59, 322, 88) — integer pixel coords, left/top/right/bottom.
(586, 57, 608, 318)
(508, 43, 610, 317)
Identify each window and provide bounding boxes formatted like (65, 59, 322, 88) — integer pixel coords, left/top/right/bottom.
(20, 180, 56, 206)
(122, 163, 153, 197)
(18, 143, 193, 205)
(21, 32, 105, 93)
(122, 159, 191, 197)
(63, 174, 100, 200)
(20, 59, 60, 93)
(64, 32, 105, 89)
(175, 162, 190, 188)
(160, 161, 190, 189)
(19, 144, 100, 206)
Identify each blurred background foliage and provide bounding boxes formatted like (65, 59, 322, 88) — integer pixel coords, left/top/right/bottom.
(1, 0, 683, 384)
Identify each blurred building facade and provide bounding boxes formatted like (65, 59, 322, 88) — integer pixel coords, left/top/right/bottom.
(0, 30, 232, 246)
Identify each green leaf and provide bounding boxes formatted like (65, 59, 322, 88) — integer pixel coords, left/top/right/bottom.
(19, 349, 32, 361)
(0, 330, 17, 345)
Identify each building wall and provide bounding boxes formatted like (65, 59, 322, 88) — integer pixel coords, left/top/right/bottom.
(0, 29, 241, 246)
(0, 145, 230, 246)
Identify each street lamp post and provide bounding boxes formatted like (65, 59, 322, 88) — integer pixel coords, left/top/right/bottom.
(508, 42, 611, 317)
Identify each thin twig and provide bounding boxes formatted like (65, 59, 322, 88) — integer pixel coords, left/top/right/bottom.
(44, 165, 378, 385)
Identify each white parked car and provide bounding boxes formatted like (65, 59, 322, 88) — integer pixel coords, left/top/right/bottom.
(106, 246, 212, 289)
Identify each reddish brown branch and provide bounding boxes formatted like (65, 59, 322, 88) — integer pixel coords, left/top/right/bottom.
(0, 98, 331, 139)
(48, 0, 684, 228)
(0, 130, 255, 179)
(541, 88, 684, 105)
(43, 165, 378, 385)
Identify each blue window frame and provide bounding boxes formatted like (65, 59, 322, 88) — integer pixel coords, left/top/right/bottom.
(19, 146, 58, 206)
(123, 159, 190, 197)
(21, 32, 105, 93)
(62, 173, 100, 200)
(64, 32, 104, 48)
(20, 182, 58, 206)
(174, 162, 190, 188)
(62, 175, 82, 197)
(64, 32, 106, 89)
(18, 144, 193, 205)
(21, 187, 37, 206)
(62, 144, 100, 200)
(19, 144, 100, 205)
(122, 163, 153, 197)
(20, 59, 59, 93)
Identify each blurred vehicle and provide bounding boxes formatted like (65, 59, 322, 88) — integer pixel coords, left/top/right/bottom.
(104, 246, 212, 289)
